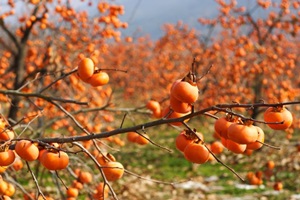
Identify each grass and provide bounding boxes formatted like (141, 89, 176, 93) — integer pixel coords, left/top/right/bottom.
(112, 118, 300, 199)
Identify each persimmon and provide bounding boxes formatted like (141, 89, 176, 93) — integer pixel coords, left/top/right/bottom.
(214, 116, 234, 139)
(169, 95, 192, 113)
(0, 150, 15, 166)
(210, 141, 223, 154)
(246, 126, 265, 150)
(95, 182, 109, 199)
(78, 171, 93, 184)
(72, 180, 83, 190)
(88, 71, 109, 87)
(40, 150, 69, 170)
(183, 142, 209, 164)
(66, 187, 79, 198)
(273, 181, 283, 191)
(0, 129, 14, 141)
(135, 134, 150, 145)
(162, 107, 190, 126)
(102, 161, 124, 181)
(4, 183, 15, 197)
(171, 80, 198, 104)
(266, 160, 275, 170)
(0, 180, 8, 194)
(0, 166, 7, 173)
(226, 139, 246, 154)
(227, 123, 258, 144)
(12, 159, 23, 171)
(0, 195, 11, 200)
(146, 100, 161, 118)
(264, 106, 293, 130)
(77, 57, 95, 82)
(175, 130, 201, 152)
(15, 140, 39, 161)
(126, 132, 139, 143)
(96, 152, 116, 166)
(146, 100, 160, 111)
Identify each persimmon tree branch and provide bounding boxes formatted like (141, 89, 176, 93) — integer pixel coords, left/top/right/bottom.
(14, 101, 298, 145)
(0, 89, 88, 106)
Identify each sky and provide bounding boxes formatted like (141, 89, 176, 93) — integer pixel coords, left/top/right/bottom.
(116, 0, 219, 39)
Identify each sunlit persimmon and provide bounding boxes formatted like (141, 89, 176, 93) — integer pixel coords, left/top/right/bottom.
(135, 134, 150, 145)
(214, 116, 234, 139)
(266, 160, 275, 170)
(127, 132, 139, 143)
(170, 95, 192, 113)
(77, 58, 95, 82)
(40, 150, 69, 170)
(72, 180, 83, 190)
(66, 187, 79, 198)
(96, 152, 116, 166)
(171, 80, 198, 104)
(0, 150, 15, 166)
(78, 171, 93, 184)
(15, 140, 39, 161)
(273, 181, 283, 191)
(226, 139, 246, 154)
(162, 107, 190, 126)
(88, 71, 109, 87)
(210, 141, 223, 154)
(183, 142, 209, 164)
(264, 106, 293, 130)
(0, 180, 8, 194)
(146, 100, 160, 111)
(0, 129, 14, 141)
(4, 182, 15, 197)
(94, 182, 109, 199)
(12, 159, 23, 171)
(175, 130, 200, 152)
(227, 123, 258, 144)
(102, 161, 124, 181)
(246, 126, 265, 150)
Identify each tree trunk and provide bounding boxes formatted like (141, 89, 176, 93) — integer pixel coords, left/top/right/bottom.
(7, 44, 27, 123)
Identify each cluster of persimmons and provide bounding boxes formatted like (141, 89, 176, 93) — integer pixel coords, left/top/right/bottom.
(144, 71, 294, 169)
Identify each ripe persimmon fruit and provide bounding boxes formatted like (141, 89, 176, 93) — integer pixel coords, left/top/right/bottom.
(171, 80, 198, 104)
(175, 130, 201, 152)
(0, 129, 14, 141)
(135, 134, 150, 145)
(0, 150, 15, 166)
(183, 142, 209, 164)
(264, 106, 293, 130)
(88, 71, 109, 87)
(169, 95, 192, 114)
(273, 181, 283, 191)
(78, 171, 93, 184)
(96, 152, 116, 166)
(66, 187, 79, 197)
(77, 58, 95, 82)
(40, 150, 69, 170)
(214, 116, 234, 139)
(15, 140, 39, 161)
(127, 132, 139, 143)
(146, 100, 160, 112)
(12, 159, 23, 171)
(227, 123, 258, 144)
(226, 139, 246, 154)
(246, 126, 265, 150)
(95, 182, 109, 199)
(146, 100, 161, 118)
(162, 107, 190, 126)
(210, 141, 223, 154)
(102, 161, 124, 181)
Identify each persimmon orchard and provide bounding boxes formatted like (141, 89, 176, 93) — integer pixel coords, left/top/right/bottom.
(0, 0, 299, 199)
